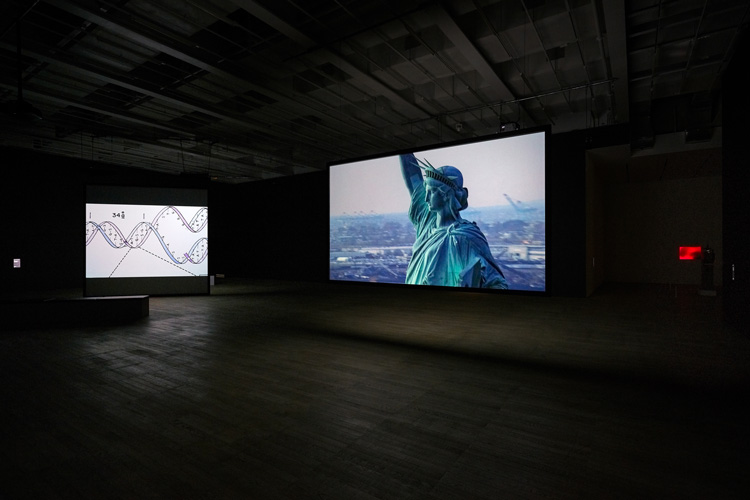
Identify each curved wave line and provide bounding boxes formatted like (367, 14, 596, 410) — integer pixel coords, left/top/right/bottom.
(86, 206, 208, 264)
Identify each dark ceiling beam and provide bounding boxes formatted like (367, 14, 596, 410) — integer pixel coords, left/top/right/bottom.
(0, 80, 198, 137)
(0, 117, 273, 180)
(232, 0, 430, 122)
(678, 0, 708, 98)
(234, 0, 316, 49)
(316, 7, 459, 138)
(395, 5, 499, 134)
(42, 0, 395, 153)
(0, 66, 320, 178)
(0, 92, 294, 179)
(0, 39, 350, 159)
(520, 0, 572, 124)
(43, 0, 248, 85)
(467, 0, 545, 127)
(626, 25, 747, 56)
(600, 0, 629, 124)
(430, 3, 516, 103)
(223, 1, 444, 151)
(0, 71, 327, 174)
(404, 79, 615, 128)
(628, 57, 726, 84)
(560, 0, 616, 127)
(297, 7, 452, 143)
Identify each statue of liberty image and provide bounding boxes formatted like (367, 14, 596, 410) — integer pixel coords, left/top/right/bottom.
(400, 153, 508, 289)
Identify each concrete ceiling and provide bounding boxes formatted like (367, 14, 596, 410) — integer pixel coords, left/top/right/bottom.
(0, 0, 747, 182)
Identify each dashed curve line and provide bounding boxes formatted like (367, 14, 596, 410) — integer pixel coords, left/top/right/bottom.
(136, 246, 199, 276)
(86, 206, 208, 264)
(109, 247, 133, 278)
(86, 221, 207, 265)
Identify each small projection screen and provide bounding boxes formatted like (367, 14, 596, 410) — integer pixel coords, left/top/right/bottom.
(85, 185, 208, 296)
(329, 129, 546, 292)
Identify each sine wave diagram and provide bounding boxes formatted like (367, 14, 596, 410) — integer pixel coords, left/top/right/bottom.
(86, 205, 208, 278)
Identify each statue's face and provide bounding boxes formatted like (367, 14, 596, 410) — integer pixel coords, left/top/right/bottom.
(425, 180, 449, 212)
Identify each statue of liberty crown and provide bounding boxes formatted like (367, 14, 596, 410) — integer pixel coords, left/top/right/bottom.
(416, 157, 460, 191)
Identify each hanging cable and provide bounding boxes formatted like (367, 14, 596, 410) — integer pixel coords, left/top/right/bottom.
(180, 138, 186, 174)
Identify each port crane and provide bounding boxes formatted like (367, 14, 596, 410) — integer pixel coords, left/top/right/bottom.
(503, 194, 537, 216)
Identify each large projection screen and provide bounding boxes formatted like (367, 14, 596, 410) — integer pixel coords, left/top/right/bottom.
(85, 185, 209, 296)
(329, 129, 546, 292)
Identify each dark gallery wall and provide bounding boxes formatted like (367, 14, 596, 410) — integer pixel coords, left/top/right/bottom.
(547, 130, 587, 297)
(586, 141, 724, 294)
(586, 150, 608, 296)
(0, 149, 331, 294)
(605, 170, 722, 286)
(0, 150, 215, 296)
(585, 140, 723, 289)
(210, 171, 330, 282)
(722, 32, 750, 328)
(2, 151, 84, 295)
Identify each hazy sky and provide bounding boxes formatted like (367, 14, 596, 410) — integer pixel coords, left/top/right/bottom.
(329, 132, 545, 216)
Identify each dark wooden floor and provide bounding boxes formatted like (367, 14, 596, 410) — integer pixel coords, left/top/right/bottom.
(2, 279, 749, 499)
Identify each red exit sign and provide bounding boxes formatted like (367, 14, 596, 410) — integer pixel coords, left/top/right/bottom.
(679, 246, 702, 260)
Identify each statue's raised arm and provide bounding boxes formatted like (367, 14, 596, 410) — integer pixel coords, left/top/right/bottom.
(400, 153, 423, 196)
